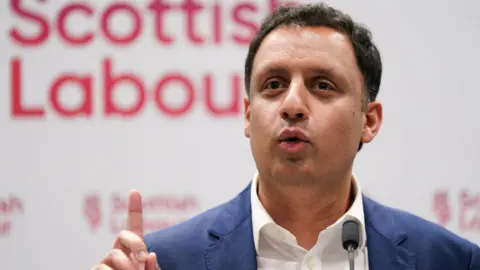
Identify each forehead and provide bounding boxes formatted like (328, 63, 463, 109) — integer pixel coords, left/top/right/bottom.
(252, 26, 360, 78)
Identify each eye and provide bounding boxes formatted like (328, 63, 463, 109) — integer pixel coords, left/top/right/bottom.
(264, 80, 284, 90)
(313, 80, 335, 91)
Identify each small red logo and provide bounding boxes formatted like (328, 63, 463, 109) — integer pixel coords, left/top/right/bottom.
(84, 194, 102, 231)
(0, 195, 24, 236)
(459, 190, 480, 231)
(433, 190, 451, 226)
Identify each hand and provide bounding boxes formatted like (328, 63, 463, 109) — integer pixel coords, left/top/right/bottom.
(91, 190, 160, 270)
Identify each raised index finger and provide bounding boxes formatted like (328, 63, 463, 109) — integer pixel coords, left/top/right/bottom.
(127, 189, 144, 238)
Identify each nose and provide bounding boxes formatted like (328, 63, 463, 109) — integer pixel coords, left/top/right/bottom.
(279, 83, 309, 122)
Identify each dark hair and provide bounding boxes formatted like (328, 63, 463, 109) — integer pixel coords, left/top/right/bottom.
(244, 3, 382, 151)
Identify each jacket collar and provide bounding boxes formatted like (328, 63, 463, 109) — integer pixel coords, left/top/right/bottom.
(204, 183, 416, 270)
(204, 184, 257, 270)
(363, 195, 416, 269)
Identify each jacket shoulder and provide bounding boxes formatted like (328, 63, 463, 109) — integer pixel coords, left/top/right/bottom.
(365, 197, 480, 269)
(383, 202, 474, 246)
(144, 184, 253, 269)
(144, 202, 227, 269)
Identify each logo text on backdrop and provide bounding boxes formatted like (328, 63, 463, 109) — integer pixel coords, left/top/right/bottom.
(8, 0, 296, 119)
(433, 189, 480, 231)
(0, 195, 24, 236)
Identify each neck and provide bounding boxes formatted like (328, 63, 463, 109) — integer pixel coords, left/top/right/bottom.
(257, 171, 354, 250)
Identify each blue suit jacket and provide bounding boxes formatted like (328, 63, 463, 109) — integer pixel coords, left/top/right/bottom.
(145, 184, 480, 269)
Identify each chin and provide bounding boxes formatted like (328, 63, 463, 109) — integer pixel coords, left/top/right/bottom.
(271, 159, 313, 177)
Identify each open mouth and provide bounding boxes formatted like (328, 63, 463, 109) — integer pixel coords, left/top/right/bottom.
(279, 137, 308, 153)
(280, 137, 306, 143)
(277, 128, 310, 152)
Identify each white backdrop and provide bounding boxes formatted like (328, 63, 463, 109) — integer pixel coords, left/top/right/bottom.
(1, 0, 479, 269)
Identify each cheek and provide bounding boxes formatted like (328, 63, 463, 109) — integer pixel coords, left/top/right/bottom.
(314, 107, 362, 143)
(248, 105, 278, 154)
(250, 104, 276, 133)
(336, 110, 364, 149)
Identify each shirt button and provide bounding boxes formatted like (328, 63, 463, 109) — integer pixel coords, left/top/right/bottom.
(306, 256, 314, 269)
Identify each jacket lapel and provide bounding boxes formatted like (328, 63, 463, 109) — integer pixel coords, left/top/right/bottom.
(202, 185, 417, 270)
(204, 184, 257, 270)
(363, 196, 416, 270)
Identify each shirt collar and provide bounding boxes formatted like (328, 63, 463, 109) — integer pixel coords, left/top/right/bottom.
(250, 171, 367, 253)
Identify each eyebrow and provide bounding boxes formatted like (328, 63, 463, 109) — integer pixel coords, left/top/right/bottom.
(256, 66, 290, 78)
(308, 67, 338, 77)
(256, 64, 338, 79)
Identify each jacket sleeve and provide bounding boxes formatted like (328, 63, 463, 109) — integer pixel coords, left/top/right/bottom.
(469, 243, 480, 270)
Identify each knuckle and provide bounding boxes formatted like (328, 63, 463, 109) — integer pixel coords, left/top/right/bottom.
(108, 248, 124, 258)
(118, 229, 133, 238)
(119, 230, 141, 242)
(102, 249, 133, 269)
(91, 264, 110, 270)
(102, 248, 124, 264)
(119, 231, 144, 247)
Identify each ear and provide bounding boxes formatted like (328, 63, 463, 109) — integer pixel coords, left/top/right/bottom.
(244, 98, 251, 138)
(361, 101, 383, 144)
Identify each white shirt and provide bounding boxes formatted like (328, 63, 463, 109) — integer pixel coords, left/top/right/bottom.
(250, 172, 369, 270)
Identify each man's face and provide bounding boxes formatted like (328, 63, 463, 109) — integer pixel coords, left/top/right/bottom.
(244, 26, 382, 184)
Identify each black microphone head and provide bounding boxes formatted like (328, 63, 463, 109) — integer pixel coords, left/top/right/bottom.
(342, 219, 360, 250)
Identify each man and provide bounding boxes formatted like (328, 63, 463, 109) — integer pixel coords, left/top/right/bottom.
(92, 3, 480, 270)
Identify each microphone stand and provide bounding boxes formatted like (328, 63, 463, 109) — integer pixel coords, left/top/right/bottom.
(342, 220, 360, 270)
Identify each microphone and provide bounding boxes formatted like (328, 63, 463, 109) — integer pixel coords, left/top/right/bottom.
(342, 219, 360, 270)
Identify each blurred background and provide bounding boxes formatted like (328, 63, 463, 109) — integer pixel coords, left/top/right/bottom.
(1, 0, 479, 269)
